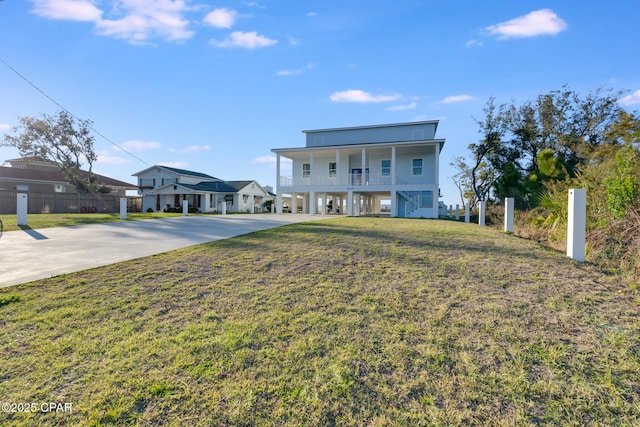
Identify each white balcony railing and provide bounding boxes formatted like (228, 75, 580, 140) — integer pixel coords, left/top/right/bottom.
(280, 174, 402, 187)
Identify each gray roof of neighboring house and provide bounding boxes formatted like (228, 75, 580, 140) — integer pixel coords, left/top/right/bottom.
(0, 165, 136, 188)
(179, 181, 238, 193)
(225, 180, 254, 191)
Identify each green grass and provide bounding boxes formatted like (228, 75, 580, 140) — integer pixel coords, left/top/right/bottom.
(0, 217, 639, 426)
(0, 212, 186, 232)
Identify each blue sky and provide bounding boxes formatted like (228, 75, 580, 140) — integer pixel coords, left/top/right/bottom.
(1, 0, 639, 207)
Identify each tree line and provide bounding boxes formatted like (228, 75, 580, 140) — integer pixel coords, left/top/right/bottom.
(453, 86, 640, 214)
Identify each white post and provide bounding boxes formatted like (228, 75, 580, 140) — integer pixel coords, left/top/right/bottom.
(309, 191, 315, 216)
(567, 188, 587, 262)
(347, 190, 354, 216)
(182, 199, 188, 216)
(449, 205, 453, 218)
(17, 193, 28, 226)
(465, 204, 470, 223)
(456, 204, 460, 220)
(478, 201, 486, 226)
(222, 201, 227, 215)
(504, 197, 514, 233)
(276, 154, 282, 215)
(120, 198, 127, 220)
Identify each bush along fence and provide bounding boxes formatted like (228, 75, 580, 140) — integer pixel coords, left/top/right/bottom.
(0, 190, 141, 215)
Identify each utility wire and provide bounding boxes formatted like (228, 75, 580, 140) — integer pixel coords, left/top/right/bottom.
(0, 57, 152, 167)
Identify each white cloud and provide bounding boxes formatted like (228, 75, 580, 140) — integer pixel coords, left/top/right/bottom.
(31, 0, 195, 43)
(0, 123, 11, 131)
(97, 151, 130, 165)
(276, 63, 315, 76)
(465, 39, 483, 48)
(158, 161, 187, 168)
(386, 102, 417, 111)
(618, 89, 640, 106)
(307, 11, 318, 17)
(31, 0, 102, 22)
(486, 9, 567, 39)
(203, 8, 237, 29)
(329, 89, 401, 103)
(253, 155, 276, 164)
(118, 139, 161, 152)
(439, 94, 475, 104)
(212, 31, 277, 49)
(169, 145, 212, 153)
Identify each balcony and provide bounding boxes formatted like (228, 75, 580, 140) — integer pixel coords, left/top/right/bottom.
(279, 174, 396, 188)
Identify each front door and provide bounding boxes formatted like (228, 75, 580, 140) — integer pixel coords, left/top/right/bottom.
(351, 168, 369, 185)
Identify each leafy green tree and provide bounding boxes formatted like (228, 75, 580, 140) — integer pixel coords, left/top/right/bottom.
(604, 145, 640, 218)
(2, 110, 98, 193)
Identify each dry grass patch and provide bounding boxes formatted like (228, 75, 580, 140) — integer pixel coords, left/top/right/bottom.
(0, 217, 639, 426)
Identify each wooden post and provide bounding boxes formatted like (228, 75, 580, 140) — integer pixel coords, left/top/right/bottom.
(567, 188, 586, 262)
(504, 197, 514, 233)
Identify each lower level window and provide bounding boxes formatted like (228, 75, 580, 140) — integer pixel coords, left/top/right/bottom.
(420, 191, 433, 208)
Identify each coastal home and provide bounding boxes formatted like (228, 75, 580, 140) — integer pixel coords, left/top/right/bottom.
(271, 121, 445, 218)
(133, 165, 272, 213)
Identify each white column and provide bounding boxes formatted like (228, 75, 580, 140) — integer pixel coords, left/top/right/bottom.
(361, 148, 367, 185)
(465, 204, 470, 223)
(309, 151, 314, 185)
(449, 205, 453, 218)
(347, 190, 354, 216)
(182, 199, 188, 216)
(478, 201, 486, 226)
(276, 153, 282, 215)
(302, 193, 308, 214)
(309, 191, 315, 215)
(336, 149, 341, 185)
(391, 190, 397, 217)
(504, 197, 514, 233)
(433, 143, 440, 218)
(455, 204, 460, 220)
(567, 188, 587, 262)
(17, 193, 28, 226)
(222, 200, 227, 215)
(291, 192, 298, 215)
(120, 198, 127, 220)
(391, 146, 396, 185)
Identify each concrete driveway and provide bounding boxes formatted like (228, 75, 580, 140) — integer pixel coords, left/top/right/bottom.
(0, 214, 330, 288)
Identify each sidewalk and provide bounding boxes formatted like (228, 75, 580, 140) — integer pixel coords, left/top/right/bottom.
(0, 214, 329, 288)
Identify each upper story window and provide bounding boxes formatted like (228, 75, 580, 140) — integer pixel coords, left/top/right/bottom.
(412, 158, 423, 176)
(328, 162, 336, 177)
(381, 159, 391, 176)
(302, 163, 311, 178)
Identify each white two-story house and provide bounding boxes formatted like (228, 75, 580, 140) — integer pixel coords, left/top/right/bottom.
(133, 165, 272, 213)
(271, 121, 445, 218)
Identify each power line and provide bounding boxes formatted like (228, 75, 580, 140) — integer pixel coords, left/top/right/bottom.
(0, 57, 152, 167)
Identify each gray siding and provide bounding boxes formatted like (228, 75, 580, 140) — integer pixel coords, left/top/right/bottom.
(305, 122, 437, 148)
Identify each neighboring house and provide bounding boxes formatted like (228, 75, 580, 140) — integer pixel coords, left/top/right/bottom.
(0, 157, 136, 195)
(226, 180, 272, 213)
(271, 121, 445, 218)
(133, 165, 272, 213)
